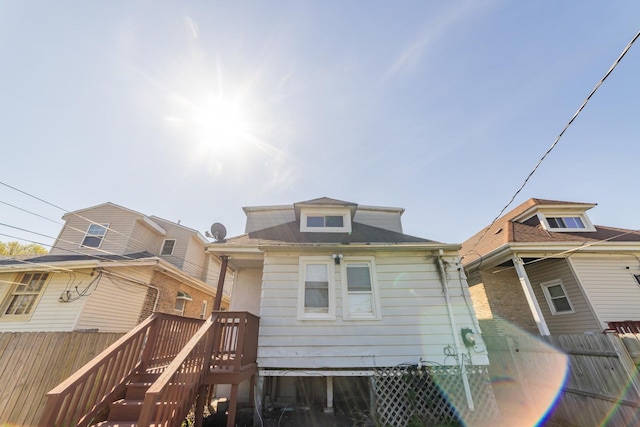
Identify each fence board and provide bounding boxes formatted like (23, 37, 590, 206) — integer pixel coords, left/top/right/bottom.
(486, 332, 640, 427)
(0, 331, 122, 427)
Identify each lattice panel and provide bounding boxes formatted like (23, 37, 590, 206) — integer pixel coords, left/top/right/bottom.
(373, 365, 498, 427)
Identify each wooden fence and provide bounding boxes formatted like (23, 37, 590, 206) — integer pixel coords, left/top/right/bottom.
(485, 332, 640, 426)
(0, 331, 122, 427)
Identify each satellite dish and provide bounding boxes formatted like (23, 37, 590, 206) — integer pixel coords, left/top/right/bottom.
(210, 222, 227, 242)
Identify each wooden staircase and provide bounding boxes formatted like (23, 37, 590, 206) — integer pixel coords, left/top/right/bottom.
(38, 311, 259, 427)
(96, 373, 160, 426)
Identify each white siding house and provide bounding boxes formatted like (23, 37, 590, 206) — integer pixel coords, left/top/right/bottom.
(208, 197, 492, 422)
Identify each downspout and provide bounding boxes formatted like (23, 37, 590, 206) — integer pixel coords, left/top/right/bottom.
(437, 249, 475, 411)
(212, 256, 229, 311)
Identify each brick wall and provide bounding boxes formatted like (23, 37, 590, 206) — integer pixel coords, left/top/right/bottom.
(137, 271, 217, 322)
(467, 267, 538, 335)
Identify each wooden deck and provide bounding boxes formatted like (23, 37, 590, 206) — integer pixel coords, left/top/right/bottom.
(38, 311, 259, 427)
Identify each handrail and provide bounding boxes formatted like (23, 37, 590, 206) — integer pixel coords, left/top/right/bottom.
(605, 320, 640, 334)
(138, 315, 217, 426)
(39, 313, 204, 427)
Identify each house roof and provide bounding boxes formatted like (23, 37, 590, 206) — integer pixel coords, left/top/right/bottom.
(0, 251, 156, 266)
(461, 198, 640, 266)
(220, 220, 436, 246)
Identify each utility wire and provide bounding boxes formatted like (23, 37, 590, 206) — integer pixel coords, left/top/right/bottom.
(0, 187, 215, 273)
(463, 30, 640, 258)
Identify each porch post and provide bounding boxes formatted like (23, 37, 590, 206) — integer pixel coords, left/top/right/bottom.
(512, 256, 550, 336)
(324, 376, 334, 414)
(213, 255, 229, 311)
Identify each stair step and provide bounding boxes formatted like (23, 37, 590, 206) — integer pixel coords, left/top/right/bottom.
(107, 399, 144, 421)
(130, 372, 161, 384)
(125, 383, 150, 400)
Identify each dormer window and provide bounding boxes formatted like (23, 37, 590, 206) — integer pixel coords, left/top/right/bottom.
(300, 208, 351, 233)
(540, 214, 594, 232)
(546, 217, 585, 229)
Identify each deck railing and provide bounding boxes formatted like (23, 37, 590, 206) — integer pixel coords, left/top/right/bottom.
(38, 313, 203, 427)
(138, 315, 216, 426)
(210, 311, 260, 371)
(605, 320, 640, 334)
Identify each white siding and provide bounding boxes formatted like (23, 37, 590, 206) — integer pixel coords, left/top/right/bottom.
(0, 270, 88, 332)
(126, 220, 163, 254)
(257, 251, 487, 369)
(353, 209, 403, 233)
(525, 259, 601, 334)
(181, 236, 207, 279)
(75, 266, 150, 332)
(51, 205, 155, 256)
(245, 208, 296, 233)
(569, 255, 640, 329)
(229, 268, 261, 316)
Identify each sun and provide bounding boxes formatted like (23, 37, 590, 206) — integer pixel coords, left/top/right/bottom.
(191, 96, 253, 148)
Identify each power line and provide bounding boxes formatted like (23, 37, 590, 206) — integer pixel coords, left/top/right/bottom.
(463, 30, 640, 258)
(0, 185, 215, 273)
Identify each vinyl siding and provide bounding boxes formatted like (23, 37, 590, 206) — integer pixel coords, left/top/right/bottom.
(74, 266, 150, 332)
(245, 208, 296, 233)
(51, 205, 154, 256)
(353, 209, 403, 233)
(525, 258, 601, 334)
(125, 220, 163, 254)
(181, 236, 207, 279)
(569, 255, 640, 329)
(0, 270, 88, 332)
(257, 250, 487, 369)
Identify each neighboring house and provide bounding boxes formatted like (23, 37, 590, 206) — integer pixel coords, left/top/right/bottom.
(461, 198, 640, 336)
(0, 202, 230, 333)
(207, 197, 495, 424)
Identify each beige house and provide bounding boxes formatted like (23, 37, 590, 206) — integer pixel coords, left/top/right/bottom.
(461, 198, 640, 336)
(0, 202, 231, 333)
(208, 197, 496, 425)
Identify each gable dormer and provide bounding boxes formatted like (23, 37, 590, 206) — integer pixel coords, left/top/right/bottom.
(294, 198, 357, 233)
(513, 200, 597, 233)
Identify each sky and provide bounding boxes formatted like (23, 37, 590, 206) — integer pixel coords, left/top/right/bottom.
(1, 1, 639, 250)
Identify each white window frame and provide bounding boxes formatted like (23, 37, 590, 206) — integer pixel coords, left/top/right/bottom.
(174, 291, 192, 316)
(81, 223, 109, 248)
(539, 214, 595, 232)
(540, 279, 574, 315)
(298, 256, 336, 320)
(300, 208, 352, 233)
(341, 256, 381, 320)
(1, 272, 50, 320)
(161, 239, 177, 255)
(200, 300, 208, 319)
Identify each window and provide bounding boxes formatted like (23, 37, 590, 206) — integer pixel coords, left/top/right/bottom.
(2, 272, 49, 317)
(200, 300, 208, 319)
(298, 257, 335, 319)
(174, 291, 192, 316)
(307, 215, 344, 228)
(541, 280, 574, 315)
(300, 209, 351, 233)
(161, 239, 176, 255)
(342, 257, 380, 319)
(81, 223, 108, 248)
(546, 217, 585, 229)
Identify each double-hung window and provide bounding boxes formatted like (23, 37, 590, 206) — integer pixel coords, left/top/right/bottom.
(342, 257, 380, 319)
(298, 257, 335, 319)
(541, 279, 574, 315)
(81, 223, 109, 248)
(2, 272, 49, 318)
(161, 239, 176, 255)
